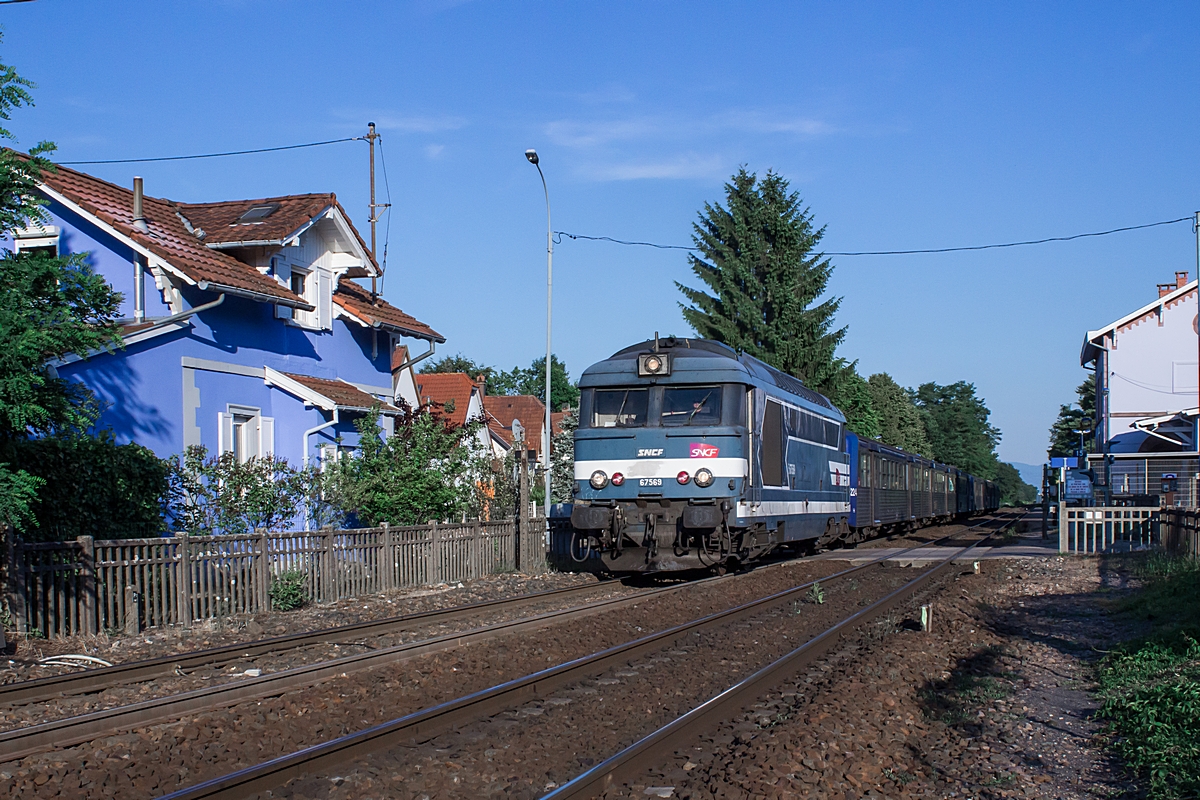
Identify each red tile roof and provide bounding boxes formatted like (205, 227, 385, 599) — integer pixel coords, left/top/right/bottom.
(334, 279, 444, 342)
(178, 195, 380, 274)
(483, 395, 553, 457)
(283, 372, 398, 413)
(37, 160, 310, 308)
(414, 373, 480, 428)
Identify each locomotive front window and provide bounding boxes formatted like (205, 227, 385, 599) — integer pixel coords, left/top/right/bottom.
(592, 389, 649, 428)
(661, 387, 722, 426)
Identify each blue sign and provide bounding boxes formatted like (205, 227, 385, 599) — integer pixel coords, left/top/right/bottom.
(1050, 457, 1078, 468)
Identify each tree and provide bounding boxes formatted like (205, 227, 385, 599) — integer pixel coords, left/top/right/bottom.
(494, 354, 579, 411)
(677, 167, 854, 396)
(0, 42, 124, 533)
(827, 370, 880, 439)
(550, 410, 578, 504)
(325, 406, 481, 526)
(867, 373, 932, 456)
(913, 381, 1001, 479)
(994, 461, 1037, 506)
(168, 446, 310, 535)
(1047, 374, 1096, 459)
(420, 353, 499, 387)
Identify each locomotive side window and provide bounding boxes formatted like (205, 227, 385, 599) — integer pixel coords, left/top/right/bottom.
(592, 389, 649, 428)
(761, 399, 785, 486)
(860, 452, 871, 487)
(661, 386, 722, 426)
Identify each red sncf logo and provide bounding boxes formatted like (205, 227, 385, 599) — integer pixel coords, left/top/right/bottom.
(690, 443, 719, 458)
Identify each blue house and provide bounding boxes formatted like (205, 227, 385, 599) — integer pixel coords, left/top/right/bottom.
(18, 163, 444, 468)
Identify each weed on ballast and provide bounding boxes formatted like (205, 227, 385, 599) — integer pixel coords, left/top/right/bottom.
(1097, 555, 1200, 800)
(917, 645, 1014, 726)
(269, 569, 309, 611)
(806, 582, 825, 605)
(883, 767, 916, 785)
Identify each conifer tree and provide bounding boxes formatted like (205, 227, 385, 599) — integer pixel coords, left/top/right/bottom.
(677, 168, 853, 396)
(1047, 374, 1095, 458)
(867, 373, 932, 456)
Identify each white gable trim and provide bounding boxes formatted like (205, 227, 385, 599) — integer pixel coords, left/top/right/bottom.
(263, 366, 338, 411)
(1082, 280, 1198, 365)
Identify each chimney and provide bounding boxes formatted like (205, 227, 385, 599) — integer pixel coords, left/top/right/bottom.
(1177, 271, 1189, 289)
(1158, 282, 1175, 298)
(132, 177, 148, 232)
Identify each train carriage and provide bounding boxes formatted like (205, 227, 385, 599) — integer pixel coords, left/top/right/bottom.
(568, 337, 998, 575)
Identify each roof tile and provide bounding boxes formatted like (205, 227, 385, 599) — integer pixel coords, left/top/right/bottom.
(283, 372, 398, 413)
(334, 279, 444, 342)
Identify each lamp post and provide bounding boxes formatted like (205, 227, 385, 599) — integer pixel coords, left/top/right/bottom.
(526, 149, 553, 519)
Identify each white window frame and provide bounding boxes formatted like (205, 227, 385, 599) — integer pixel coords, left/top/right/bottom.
(218, 405, 275, 462)
(13, 224, 61, 257)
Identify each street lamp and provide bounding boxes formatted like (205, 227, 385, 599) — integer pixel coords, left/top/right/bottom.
(525, 149, 553, 519)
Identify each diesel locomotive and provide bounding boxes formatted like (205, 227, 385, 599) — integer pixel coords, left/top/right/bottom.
(568, 337, 999, 574)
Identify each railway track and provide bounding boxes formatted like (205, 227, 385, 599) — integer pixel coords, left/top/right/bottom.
(154, 510, 1017, 800)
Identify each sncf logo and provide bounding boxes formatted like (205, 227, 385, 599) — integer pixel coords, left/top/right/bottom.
(690, 443, 719, 458)
(636, 448, 664, 457)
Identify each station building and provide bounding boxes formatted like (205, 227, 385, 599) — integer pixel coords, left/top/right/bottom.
(1081, 271, 1199, 506)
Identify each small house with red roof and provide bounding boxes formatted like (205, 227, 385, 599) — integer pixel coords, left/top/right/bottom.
(24, 160, 444, 469)
(414, 373, 510, 459)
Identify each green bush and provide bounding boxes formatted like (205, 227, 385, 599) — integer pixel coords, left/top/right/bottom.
(1098, 557, 1200, 799)
(5, 432, 169, 541)
(269, 569, 309, 612)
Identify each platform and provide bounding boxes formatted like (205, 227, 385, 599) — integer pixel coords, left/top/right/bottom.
(813, 537, 1059, 565)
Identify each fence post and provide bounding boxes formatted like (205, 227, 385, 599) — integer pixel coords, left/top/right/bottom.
(429, 521, 441, 584)
(124, 585, 139, 636)
(178, 534, 192, 628)
(10, 529, 27, 636)
(1057, 501, 1068, 552)
(518, 454, 530, 572)
(321, 530, 335, 603)
(76, 535, 97, 636)
(3, 526, 15, 643)
(381, 523, 395, 592)
(258, 530, 270, 613)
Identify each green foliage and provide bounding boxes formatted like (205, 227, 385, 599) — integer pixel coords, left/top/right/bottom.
(0, 462, 40, 532)
(169, 446, 311, 535)
(1048, 373, 1096, 459)
(550, 410, 578, 504)
(913, 381, 1001, 479)
(1098, 558, 1200, 799)
(867, 373, 932, 456)
(806, 581, 825, 604)
(6, 433, 169, 541)
(269, 569, 309, 612)
(420, 352, 579, 412)
(994, 461, 1037, 506)
(0, 35, 58, 237)
(827, 370, 880, 439)
(325, 406, 479, 526)
(677, 167, 854, 397)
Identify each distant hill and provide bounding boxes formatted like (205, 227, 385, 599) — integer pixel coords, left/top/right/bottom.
(1010, 462, 1044, 488)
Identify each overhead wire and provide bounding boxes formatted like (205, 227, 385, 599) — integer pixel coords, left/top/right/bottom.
(58, 137, 364, 165)
(377, 135, 393, 295)
(554, 216, 1195, 257)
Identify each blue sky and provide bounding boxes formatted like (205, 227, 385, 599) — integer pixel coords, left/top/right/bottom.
(4, 1, 1199, 466)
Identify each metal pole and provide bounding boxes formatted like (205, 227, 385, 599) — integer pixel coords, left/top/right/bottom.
(533, 163, 553, 518)
(368, 122, 378, 300)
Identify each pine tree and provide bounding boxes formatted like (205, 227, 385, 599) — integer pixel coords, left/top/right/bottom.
(1047, 374, 1096, 459)
(549, 410, 577, 504)
(867, 373, 932, 456)
(913, 382, 1001, 479)
(828, 370, 881, 439)
(677, 168, 853, 396)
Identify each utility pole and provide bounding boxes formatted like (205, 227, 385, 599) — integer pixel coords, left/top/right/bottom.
(366, 122, 390, 303)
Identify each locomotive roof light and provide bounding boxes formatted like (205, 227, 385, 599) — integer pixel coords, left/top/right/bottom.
(677, 471, 690, 484)
(638, 352, 672, 377)
(693, 468, 714, 488)
(589, 470, 609, 490)
(611, 472, 625, 486)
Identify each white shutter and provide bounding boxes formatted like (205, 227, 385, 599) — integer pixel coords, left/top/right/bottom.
(381, 414, 394, 437)
(318, 270, 333, 329)
(218, 413, 233, 455)
(275, 260, 294, 319)
(259, 416, 275, 457)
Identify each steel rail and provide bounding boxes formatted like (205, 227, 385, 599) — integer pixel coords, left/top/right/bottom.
(541, 530, 997, 799)
(155, 511, 1014, 800)
(0, 580, 622, 707)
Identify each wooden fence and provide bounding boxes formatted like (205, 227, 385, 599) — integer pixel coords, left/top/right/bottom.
(4, 518, 547, 639)
(1058, 505, 1159, 554)
(1160, 508, 1200, 558)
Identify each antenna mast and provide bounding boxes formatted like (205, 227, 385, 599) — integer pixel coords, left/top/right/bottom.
(366, 122, 390, 301)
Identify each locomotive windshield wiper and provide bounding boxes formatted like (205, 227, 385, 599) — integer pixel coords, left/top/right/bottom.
(685, 391, 714, 424)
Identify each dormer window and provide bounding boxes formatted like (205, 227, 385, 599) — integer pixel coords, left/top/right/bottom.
(290, 270, 307, 298)
(236, 204, 279, 224)
(13, 224, 61, 257)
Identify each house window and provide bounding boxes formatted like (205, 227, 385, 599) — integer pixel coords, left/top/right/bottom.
(220, 406, 275, 462)
(13, 225, 61, 258)
(291, 269, 308, 299)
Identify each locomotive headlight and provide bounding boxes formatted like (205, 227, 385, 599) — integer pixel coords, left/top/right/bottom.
(693, 468, 714, 488)
(589, 470, 609, 489)
(677, 471, 690, 485)
(611, 472, 625, 486)
(645, 355, 662, 372)
(637, 353, 672, 377)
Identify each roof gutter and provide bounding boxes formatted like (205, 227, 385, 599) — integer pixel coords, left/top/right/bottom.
(197, 280, 313, 311)
(394, 340, 437, 373)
